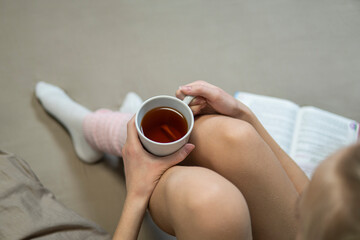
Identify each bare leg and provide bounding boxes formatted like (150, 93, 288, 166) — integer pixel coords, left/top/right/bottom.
(149, 166, 252, 240)
(78, 104, 298, 239)
(179, 114, 300, 240)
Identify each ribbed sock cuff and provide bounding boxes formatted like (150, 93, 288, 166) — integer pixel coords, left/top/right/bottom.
(83, 109, 133, 157)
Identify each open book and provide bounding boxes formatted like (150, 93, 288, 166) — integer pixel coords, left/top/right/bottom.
(235, 92, 359, 177)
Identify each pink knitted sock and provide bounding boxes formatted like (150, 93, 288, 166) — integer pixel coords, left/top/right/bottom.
(83, 109, 133, 157)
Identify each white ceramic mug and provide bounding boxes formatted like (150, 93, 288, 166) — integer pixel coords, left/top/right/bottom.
(135, 95, 194, 156)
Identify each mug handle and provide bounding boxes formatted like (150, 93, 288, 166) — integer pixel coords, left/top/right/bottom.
(183, 95, 195, 105)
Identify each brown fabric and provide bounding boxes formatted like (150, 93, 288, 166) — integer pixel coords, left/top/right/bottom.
(0, 150, 111, 240)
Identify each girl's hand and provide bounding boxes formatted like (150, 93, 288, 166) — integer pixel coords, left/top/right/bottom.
(122, 117, 195, 201)
(176, 80, 252, 120)
(114, 118, 194, 240)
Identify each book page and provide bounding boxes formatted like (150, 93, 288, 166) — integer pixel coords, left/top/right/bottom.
(235, 92, 300, 154)
(290, 106, 359, 177)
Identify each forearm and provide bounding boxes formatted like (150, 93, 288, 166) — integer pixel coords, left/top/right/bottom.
(113, 194, 149, 240)
(241, 111, 310, 193)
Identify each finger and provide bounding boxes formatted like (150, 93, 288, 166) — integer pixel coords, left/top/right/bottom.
(176, 91, 206, 106)
(183, 80, 216, 90)
(201, 105, 217, 115)
(190, 104, 205, 115)
(176, 88, 186, 100)
(164, 143, 195, 166)
(190, 96, 206, 106)
(184, 80, 212, 88)
(125, 117, 150, 155)
(126, 117, 139, 142)
(177, 88, 206, 108)
(180, 83, 219, 102)
(177, 81, 210, 99)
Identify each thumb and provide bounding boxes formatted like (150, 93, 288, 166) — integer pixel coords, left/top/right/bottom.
(164, 143, 195, 166)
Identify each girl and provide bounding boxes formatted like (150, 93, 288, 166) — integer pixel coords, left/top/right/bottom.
(36, 80, 358, 240)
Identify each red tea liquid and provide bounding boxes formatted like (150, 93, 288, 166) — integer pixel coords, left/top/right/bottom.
(141, 107, 188, 143)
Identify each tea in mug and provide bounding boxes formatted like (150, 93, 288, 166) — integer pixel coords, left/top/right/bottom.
(141, 107, 188, 143)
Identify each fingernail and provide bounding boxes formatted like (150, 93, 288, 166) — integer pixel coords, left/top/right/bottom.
(185, 143, 195, 154)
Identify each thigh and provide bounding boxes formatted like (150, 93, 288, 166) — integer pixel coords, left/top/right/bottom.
(149, 165, 252, 240)
(182, 115, 299, 240)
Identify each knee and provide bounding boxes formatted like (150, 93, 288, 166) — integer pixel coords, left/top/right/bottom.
(221, 118, 260, 149)
(163, 166, 252, 238)
(194, 115, 261, 150)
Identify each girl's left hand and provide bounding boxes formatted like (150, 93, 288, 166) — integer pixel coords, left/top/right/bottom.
(176, 80, 252, 119)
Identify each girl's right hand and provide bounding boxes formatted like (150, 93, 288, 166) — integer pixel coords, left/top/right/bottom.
(176, 81, 253, 120)
(122, 117, 195, 202)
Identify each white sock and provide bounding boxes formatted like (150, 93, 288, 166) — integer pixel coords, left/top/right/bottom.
(35, 82, 103, 163)
(119, 92, 143, 113)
